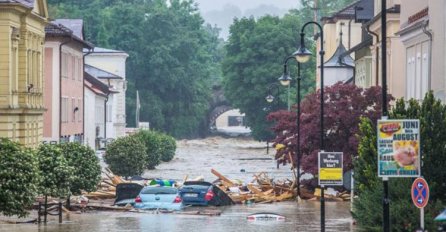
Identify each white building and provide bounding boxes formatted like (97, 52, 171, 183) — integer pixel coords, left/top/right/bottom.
(84, 47, 128, 138)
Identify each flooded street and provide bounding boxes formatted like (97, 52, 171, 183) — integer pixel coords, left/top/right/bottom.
(1, 137, 354, 232)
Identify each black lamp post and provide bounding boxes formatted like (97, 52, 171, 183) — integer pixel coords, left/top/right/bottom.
(294, 21, 325, 232)
(279, 57, 302, 200)
(265, 83, 281, 108)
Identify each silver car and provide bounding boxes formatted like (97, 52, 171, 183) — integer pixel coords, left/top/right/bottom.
(134, 186, 184, 211)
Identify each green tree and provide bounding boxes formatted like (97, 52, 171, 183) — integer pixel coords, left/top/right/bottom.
(59, 142, 101, 195)
(36, 144, 74, 198)
(353, 92, 445, 231)
(222, 14, 316, 141)
(104, 136, 147, 178)
(134, 130, 162, 169)
(0, 139, 40, 217)
(158, 133, 177, 162)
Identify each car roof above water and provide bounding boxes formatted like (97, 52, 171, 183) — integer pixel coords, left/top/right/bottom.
(140, 186, 178, 195)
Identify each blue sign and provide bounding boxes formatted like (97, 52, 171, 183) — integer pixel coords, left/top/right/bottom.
(411, 177, 429, 208)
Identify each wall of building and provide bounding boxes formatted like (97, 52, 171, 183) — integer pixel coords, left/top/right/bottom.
(60, 44, 84, 141)
(85, 52, 128, 138)
(0, 4, 47, 147)
(84, 88, 96, 148)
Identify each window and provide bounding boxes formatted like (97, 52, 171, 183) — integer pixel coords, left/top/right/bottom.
(61, 97, 68, 122)
(107, 105, 112, 122)
(72, 98, 76, 122)
(228, 116, 245, 127)
(406, 41, 429, 100)
(78, 99, 82, 122)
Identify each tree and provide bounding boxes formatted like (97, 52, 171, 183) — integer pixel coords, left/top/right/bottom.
(104, 136, 147, 178)
(36, 144, 74, 198)
(59, 142, 101, 195)
(267, 83, 385, 184)
(353, 92, 446, 231)
(222, 14, 316, 141)
(0, 139, 40, 217)
(134, 130, 162, 169)
(158, 133, 177, 162)
(48, 0, 221, 138)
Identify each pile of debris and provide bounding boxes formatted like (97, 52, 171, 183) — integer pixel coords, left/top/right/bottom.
(84, 168, 126, 199)
(211, 169, 295, 204)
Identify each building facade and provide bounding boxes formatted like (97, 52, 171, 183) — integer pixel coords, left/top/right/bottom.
(43, 19, 92, 143)
(397, 1, 446, 101)
(85, 47, 128, 138)
(0, 0, 49, 147)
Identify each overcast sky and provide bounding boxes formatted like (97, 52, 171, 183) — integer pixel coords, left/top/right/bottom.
(193, 0, 301, 39)
(194, 0, 300, 12)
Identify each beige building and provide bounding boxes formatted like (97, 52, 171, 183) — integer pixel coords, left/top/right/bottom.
(397, 1, 446, 101)
(367, 0, 405, 99)
(315, 1, 364, 88)
(0, 0, 49, 147)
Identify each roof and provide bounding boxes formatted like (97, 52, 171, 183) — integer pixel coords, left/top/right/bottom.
(322, 1, 359, 22)
(86, 47, 126, 54)
(45, 22, 93, 49)
(0, 0, 34, 8)
(84, 71, 119, 96)
(84, 64, 123, 80)
(324, 33, 355, 68)
(355, 0, 374, 23)
(53, 19, 84, 39)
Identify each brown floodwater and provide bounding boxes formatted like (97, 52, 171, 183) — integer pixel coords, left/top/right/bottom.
(0, 137, 355, 232)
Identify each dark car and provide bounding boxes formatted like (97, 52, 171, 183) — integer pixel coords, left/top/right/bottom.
(178, 181, 233, 206)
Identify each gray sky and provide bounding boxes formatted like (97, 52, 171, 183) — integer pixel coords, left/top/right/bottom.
(194, 0, 300, 12)
(194, 0, 301, 39)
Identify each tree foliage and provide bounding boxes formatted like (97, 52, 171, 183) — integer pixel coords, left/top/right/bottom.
(0, 139, 40, 217)
(36, 144, 74, 198)
(267, 84, 386, 181)
(104, 136, 147, 178)
(133, 130, 162, 170)
(158, 133, 177, 162)
(222, 14, 316, 141)
(353, 92, 446, 231)
(48, 0, 221, 138)
(59, 142, 101, 195)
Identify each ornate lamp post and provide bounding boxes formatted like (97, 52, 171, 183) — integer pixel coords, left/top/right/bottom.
(294, 21, 326, 232)
(278, 57, 302, 200)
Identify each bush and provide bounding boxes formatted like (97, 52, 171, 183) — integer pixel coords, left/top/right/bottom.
(36, 144, 74, 198)
(353, 92, 446, 231)
(0, 138, 40, 217)
(59, 142, 101, 195)
(104, 136, 147, 178)
(158, 133, 177, 162)
(133, 130, 162, 169)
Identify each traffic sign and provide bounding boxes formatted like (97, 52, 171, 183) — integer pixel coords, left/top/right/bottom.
(411, 177, 429, 208)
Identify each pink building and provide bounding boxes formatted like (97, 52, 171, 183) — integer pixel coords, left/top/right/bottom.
(43, 19, 93, 143)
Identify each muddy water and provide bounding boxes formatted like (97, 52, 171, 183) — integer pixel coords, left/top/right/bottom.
(0, 137, 354, 232)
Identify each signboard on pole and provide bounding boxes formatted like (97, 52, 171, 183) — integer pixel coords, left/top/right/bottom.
(318, 152, 343, 186)
(411, 177, 429, 208)
(377, 119, 420, 177)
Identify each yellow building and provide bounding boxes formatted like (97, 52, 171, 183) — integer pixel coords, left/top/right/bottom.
(0, 0, 48, 147)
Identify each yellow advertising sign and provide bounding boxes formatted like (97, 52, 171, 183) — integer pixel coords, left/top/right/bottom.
(320, 168, 342, 180)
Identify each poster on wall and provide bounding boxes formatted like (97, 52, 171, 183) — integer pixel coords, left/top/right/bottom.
(377, 119, 420, 177)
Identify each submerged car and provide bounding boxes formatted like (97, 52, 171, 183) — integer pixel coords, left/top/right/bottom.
(134, 186, 184, 211)
(178, 181, 234, 206)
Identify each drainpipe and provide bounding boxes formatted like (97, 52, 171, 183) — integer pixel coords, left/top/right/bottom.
(59, 37, 73, 142)
(82, 47, 94, 145)
(422, 20, 432, 91)
(366, 24, 380, 86)
(104, 79, 111, 143)
(348, 19, 353, 50)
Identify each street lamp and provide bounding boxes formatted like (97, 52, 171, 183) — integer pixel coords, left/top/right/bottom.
(265, 83, 281, 105)
(280, 57, 302, 201)
(295, 21, 325, 232)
